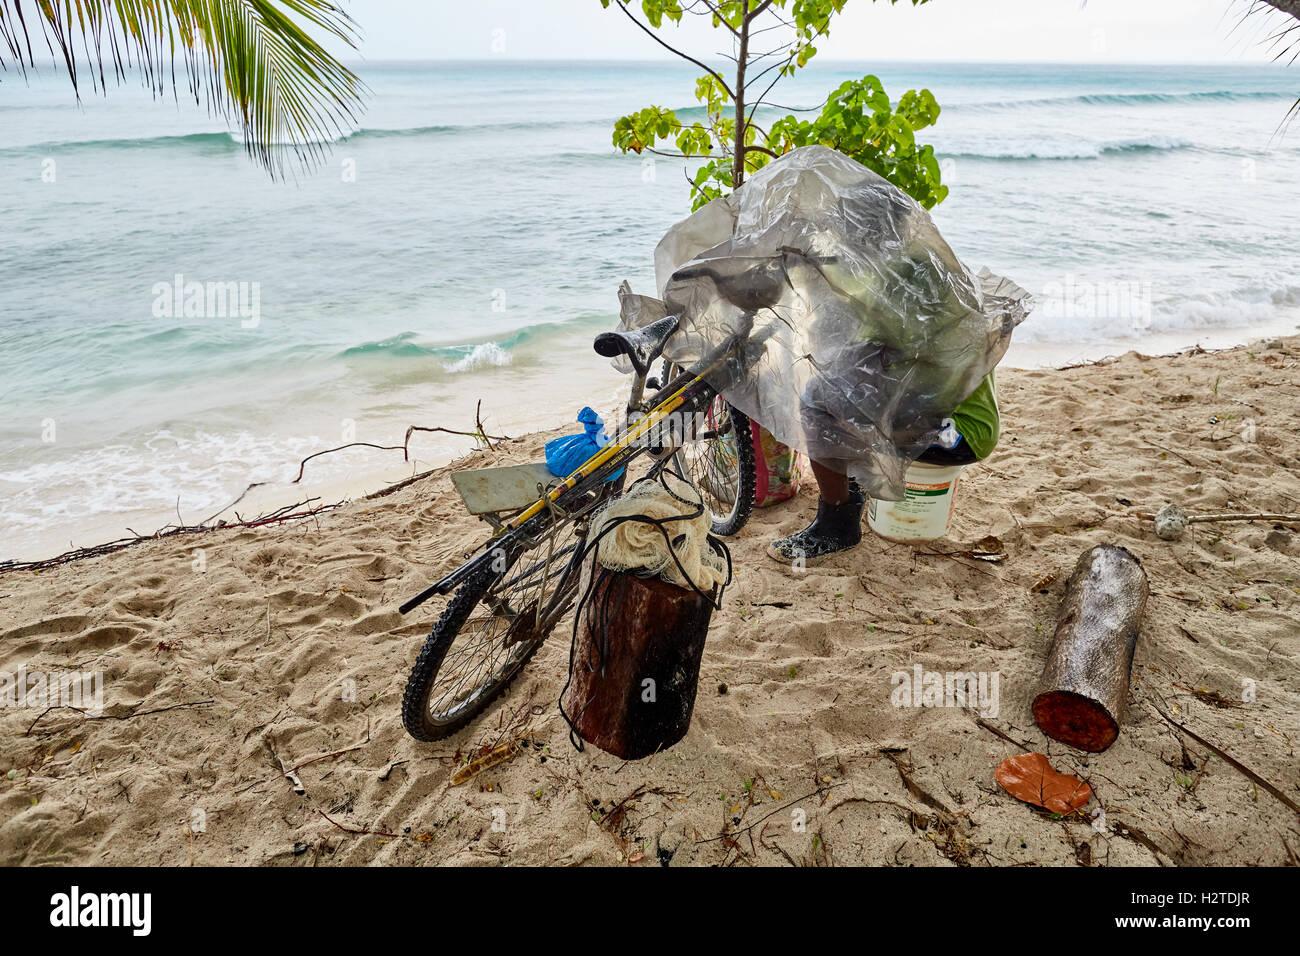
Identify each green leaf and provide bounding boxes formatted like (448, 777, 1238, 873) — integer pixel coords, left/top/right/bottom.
(603, 0, 947, 209)
(0, 0, 368, 179)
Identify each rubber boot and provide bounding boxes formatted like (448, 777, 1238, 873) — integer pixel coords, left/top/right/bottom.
(766, 483, 865, 566)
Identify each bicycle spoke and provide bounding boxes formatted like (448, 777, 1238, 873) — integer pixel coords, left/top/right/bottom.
(423, 519, 584, 724)
(678, 394, 743, 520)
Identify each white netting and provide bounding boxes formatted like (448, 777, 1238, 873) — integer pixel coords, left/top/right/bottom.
(586, 475, 728, 592)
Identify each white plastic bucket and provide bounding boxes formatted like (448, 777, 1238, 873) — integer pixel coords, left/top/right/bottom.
(866, 461, 965, 541)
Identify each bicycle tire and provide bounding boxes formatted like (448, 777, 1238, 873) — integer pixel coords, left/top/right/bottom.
(664, 361, 757, 536)
(708, 403, 756, 536)
(401, 563, 554, 742)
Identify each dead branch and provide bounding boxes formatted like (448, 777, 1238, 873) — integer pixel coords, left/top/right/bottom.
(1151, 703, 1299, 816)
(291, 443, 407, 483)
(972, 716, 1037, 752)
(1138, 511, 1300, 525)
(287, 735, 370, 774)
(26, 699, 215, 736)
(1, 502, 341, 574)
(694, 783, 842, 845)
(1, 408, 513, 576)
(316, 809, 401, 839)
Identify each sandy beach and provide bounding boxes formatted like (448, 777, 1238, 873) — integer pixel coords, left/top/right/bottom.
(1, 336, 1297, 867)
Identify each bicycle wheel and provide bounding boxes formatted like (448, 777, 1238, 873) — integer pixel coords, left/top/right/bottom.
(401, 515, 585, 742)
(665, 361, 757, 537)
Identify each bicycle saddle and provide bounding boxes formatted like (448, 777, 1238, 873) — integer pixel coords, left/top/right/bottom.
(592, 314, 680, 377)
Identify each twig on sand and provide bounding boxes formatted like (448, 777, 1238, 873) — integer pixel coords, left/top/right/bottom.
(361, 468, 439, 501)
(1150, 703, 1299, 816)
(1, 501, 339, 574)
(291, 443, 407, 483)
(264, 737, 305, 795)
(0, 410, 512, 576)
(476, 399, 494, 451)
(913, 543, 1006, 564)
(199, 480, 273, 525)
(25, 699, 215, 736)
(886, 752, 955, 818)
(972, 715, 1037, 752)
(1019, 513, 1126, 531)
(291, 410, 513, 484)
(1138, 511, 1300, 525)
(287, 737, 370, 774)
(450, 740, 522, 787)
(1142, 441, 1199, 468)
(317, 809, 401, 840)
(286, 719, 372, 775)
(695, 783, 843, 845)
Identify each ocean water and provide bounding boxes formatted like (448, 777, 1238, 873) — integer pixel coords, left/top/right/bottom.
(2, 60, 1298, 560)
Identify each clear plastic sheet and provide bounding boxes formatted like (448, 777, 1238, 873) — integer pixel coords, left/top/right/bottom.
(614, 145, 1032, 500)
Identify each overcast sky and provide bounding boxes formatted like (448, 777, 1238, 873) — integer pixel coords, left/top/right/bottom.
(342, 0, 1289, 64)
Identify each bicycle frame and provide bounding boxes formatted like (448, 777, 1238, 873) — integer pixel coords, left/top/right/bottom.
(398, 307, 770, 617)
(398, 348, 711, 615)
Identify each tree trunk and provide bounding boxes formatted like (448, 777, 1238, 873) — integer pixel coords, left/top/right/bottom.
(732, 2, 750, 189)
(1032, 545, 1149, 752)
(562, 560, 714, 760)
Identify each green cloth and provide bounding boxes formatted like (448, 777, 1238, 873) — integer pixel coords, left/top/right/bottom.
(949, 370, 1000, 459)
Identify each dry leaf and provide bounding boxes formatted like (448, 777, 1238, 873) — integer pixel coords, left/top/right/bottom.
(1029, 571, 1058, 593)
(628, 850, 644, 863)
(945, 536, 1007, 563)
(450, 741, 519, 786)
(995, 752, 1091, 814)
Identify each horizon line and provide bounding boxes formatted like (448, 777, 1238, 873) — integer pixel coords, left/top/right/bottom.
(338, 56, 1293, 68)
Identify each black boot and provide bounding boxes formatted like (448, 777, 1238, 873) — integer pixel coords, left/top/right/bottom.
(767, 484, 865, 566)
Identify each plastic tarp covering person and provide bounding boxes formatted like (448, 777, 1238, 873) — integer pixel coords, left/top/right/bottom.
(614, 145, 1032, 500)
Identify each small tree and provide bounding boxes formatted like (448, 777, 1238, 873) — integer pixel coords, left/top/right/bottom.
(601, 0, 947, 211)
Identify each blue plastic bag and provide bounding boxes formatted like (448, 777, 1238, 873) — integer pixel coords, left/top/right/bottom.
(545, 407, 624, 482)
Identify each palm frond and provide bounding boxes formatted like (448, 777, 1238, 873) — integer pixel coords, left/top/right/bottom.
(0, 1, 367, 177)
(1239, 0, 1300, 129)
(1260, 0, 1300, 19)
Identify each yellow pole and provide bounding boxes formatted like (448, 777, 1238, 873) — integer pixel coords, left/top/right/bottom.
(505, 378, 695, 530)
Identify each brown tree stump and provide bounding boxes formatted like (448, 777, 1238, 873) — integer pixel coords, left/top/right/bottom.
(1032, 545, 1149, 752)
(562, 560, 714, 760)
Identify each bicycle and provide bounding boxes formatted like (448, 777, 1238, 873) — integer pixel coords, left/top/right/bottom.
(399, 262, 785, 742)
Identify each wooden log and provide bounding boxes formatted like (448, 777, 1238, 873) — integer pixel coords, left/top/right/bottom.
(562, 559, 714, 760)
(1032, 545, 1149, 752)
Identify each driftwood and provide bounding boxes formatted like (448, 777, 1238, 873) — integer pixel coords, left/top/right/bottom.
(562, 560, 713, 760)
(1139, 510, 1300, 525)
(1032, 545, 1149, 752)
(0, 409, 514, 576)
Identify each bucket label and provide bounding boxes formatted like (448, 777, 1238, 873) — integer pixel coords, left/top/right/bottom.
(904, 482, 953, 498)
(868, 471, 962, 541)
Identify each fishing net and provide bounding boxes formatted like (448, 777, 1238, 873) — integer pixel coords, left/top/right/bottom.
(613, 145, 1033, 500)
(558, 471, 730, 752)
(584, 473, 728, 591)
